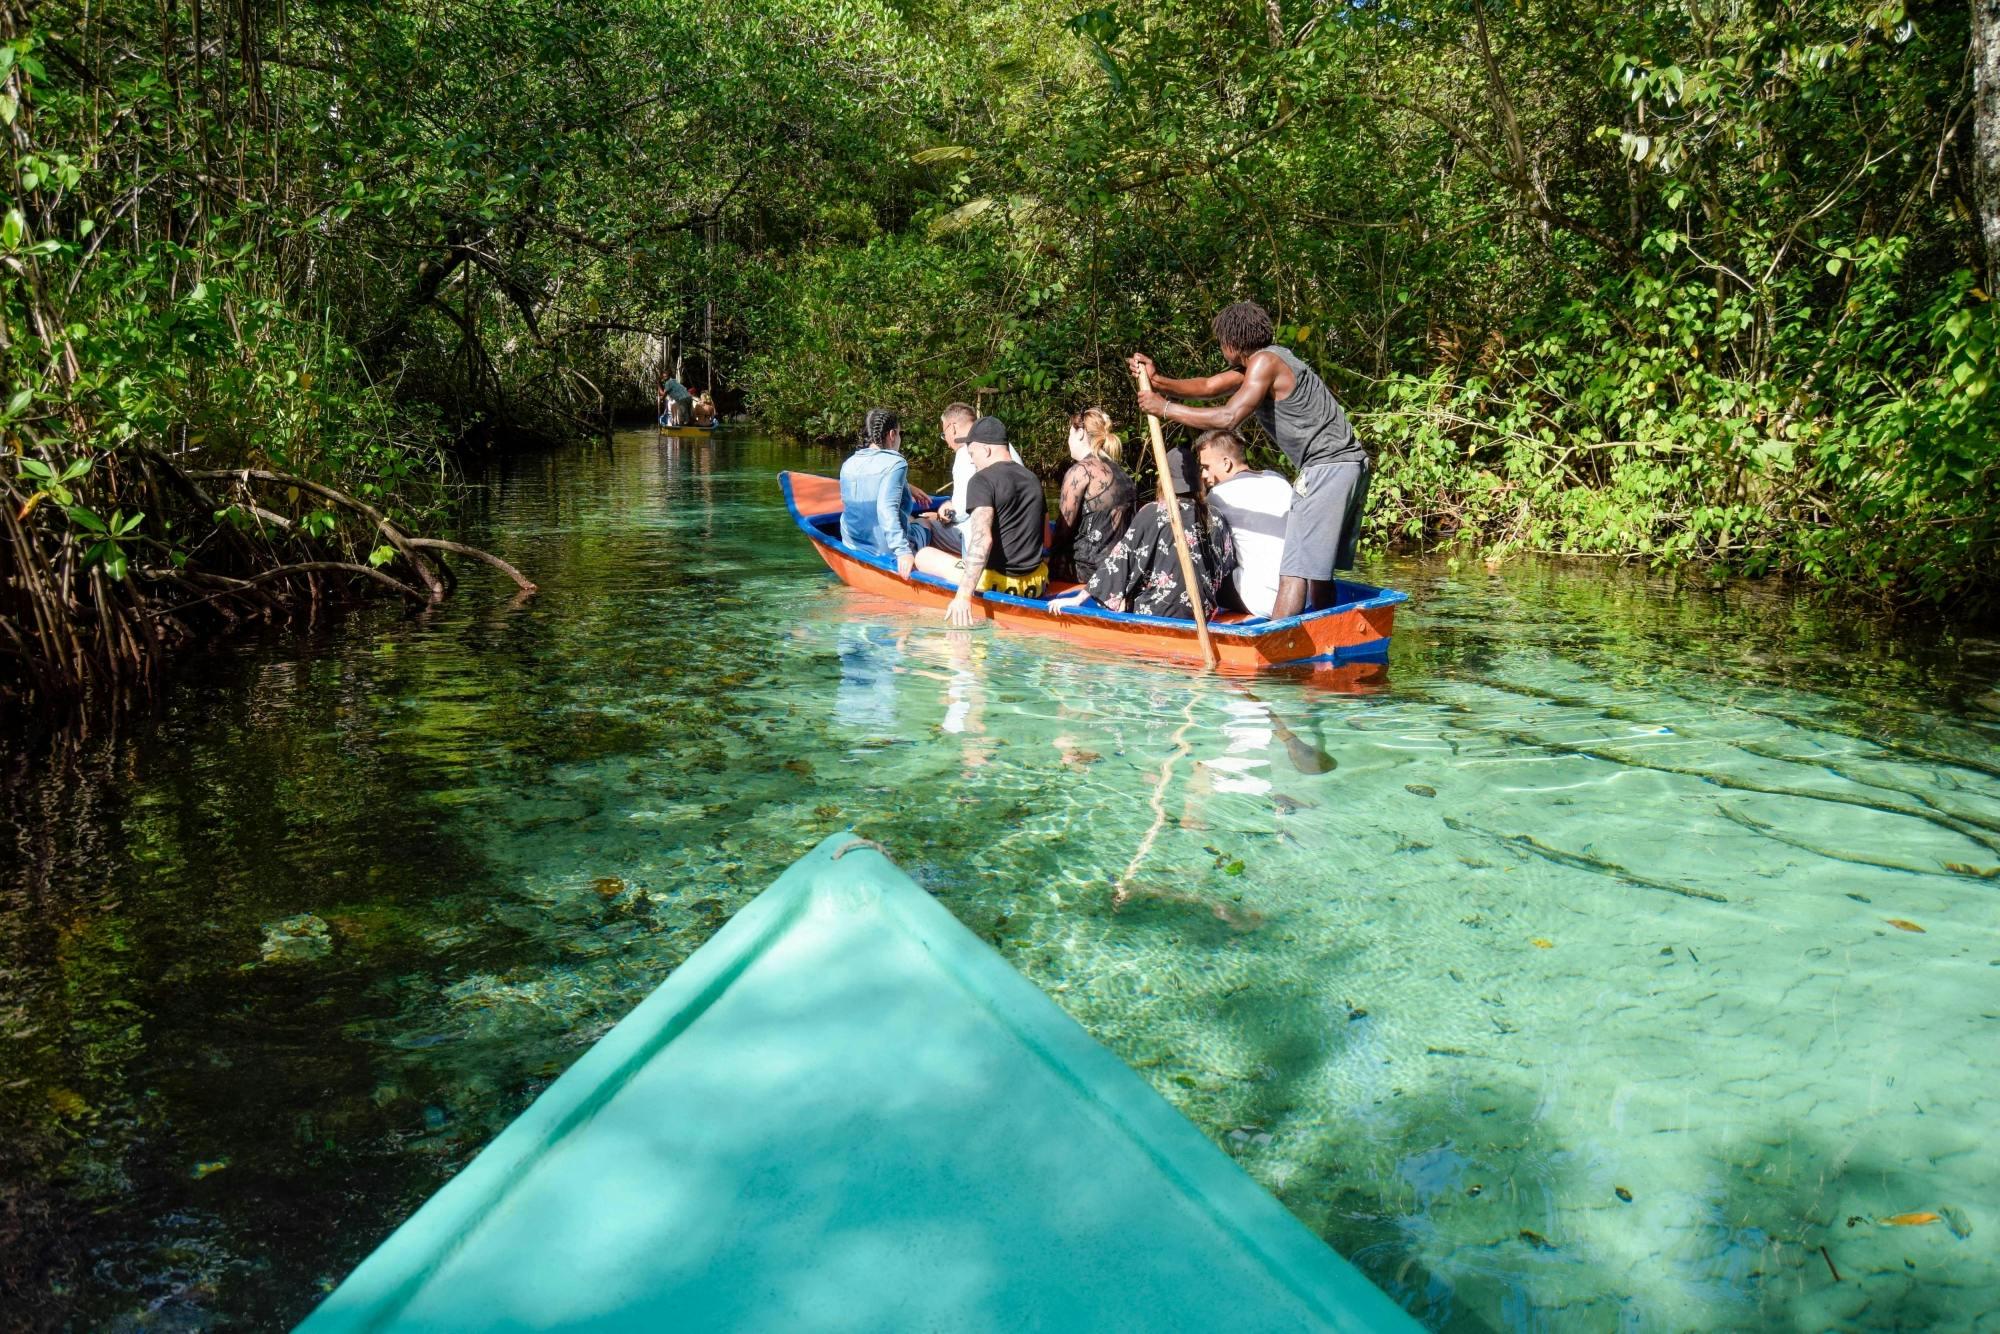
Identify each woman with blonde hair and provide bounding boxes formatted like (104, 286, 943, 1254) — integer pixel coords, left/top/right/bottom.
(1052, 407, 1136, 586)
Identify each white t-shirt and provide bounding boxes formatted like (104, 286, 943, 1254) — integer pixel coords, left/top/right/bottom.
(947, 442, 1023, 546)
(1206, 470, 1293, 618)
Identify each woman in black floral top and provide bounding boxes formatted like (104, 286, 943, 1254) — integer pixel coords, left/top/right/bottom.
(1053, 407, 1136, 585)
(1076, 445, 1236, 619)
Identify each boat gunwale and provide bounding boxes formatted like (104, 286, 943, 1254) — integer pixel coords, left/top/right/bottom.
(294, 836, 1424, 1332)
(777, 470, 1405, 651)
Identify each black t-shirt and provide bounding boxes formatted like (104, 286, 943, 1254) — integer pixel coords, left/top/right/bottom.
(963, 461, 1047, 575)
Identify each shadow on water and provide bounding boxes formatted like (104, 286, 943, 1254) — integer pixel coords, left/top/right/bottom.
(2, 433, 1997, 1330)
(0, 438, 849, 1328)
(991, 871, 1981, 1333)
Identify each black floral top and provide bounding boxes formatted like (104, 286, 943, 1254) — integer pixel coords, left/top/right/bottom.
(1056, 455, 1137, 584)
(1085, 499, 1237, 619)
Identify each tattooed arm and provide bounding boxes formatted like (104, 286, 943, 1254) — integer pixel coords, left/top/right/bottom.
(946, 507, 994, 628)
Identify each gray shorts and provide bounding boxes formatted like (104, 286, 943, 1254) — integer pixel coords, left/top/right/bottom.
(915, 514, 961, 554)
(1279, 459, 1370, 581)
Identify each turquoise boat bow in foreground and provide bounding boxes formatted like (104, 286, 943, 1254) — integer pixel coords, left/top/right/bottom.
(296, 835, 1419, 1332)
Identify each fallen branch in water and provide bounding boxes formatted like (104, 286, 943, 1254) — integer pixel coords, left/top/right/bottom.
(405, 538, 538, 593)
(163, 561, 430, 608)
(1442, 816, 1729, 902)
(4, 446, 537, 740)
(189, 468, 447, 600)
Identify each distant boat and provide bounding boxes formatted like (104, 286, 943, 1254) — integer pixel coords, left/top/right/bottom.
(294, 835, 1421, 1332)
(781, 471, 1405, 673)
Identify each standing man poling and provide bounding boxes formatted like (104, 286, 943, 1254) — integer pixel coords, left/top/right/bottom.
(658, 370, 695, 427)
(1130, 301, 1369, 620)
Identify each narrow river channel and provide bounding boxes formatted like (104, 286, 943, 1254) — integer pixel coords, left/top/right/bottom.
(4, 431, 1998, 1331)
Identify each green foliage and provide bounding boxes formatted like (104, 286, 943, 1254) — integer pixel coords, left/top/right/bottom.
(0, 0, 947, 713)
(736, 0, 1999, 611)
(3, 0, 1996, 618)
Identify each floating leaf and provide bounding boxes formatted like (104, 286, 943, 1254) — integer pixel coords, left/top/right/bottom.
(1880, 1211, 1941, 1227)
(1884, 918, 1925, 933)
(1531, 938, 1553, 949)
(1223, 860, 1245, 876)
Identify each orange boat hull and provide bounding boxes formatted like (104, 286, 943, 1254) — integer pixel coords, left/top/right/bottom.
(780, 471, 1403, 674)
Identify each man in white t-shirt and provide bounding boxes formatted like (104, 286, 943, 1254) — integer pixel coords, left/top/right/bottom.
(918, 401, 1022, 555)
(1195, 429, 1294, 618)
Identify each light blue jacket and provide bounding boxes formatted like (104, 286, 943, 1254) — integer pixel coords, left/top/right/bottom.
(839, 447, 920, 559)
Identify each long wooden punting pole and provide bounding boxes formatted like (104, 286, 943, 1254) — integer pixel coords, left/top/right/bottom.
(1134, 365, 1219, 671)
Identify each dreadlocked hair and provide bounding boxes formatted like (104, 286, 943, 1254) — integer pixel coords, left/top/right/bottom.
(858, 406, 900, 449)
(1211, 301, 1274, 354)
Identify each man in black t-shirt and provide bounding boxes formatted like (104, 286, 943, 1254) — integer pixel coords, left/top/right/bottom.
(912, 416, 1048, 625)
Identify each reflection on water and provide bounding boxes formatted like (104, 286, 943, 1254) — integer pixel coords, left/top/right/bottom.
(3, 432, 1998, 1331)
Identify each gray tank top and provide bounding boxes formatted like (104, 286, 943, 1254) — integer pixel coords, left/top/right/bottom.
(1252, 347, 1364, 470)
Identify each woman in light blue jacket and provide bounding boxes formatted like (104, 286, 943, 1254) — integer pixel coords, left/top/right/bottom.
(838, 407, 928, 577)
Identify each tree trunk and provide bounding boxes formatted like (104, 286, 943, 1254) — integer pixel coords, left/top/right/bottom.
(1975, 0, 2000, 278)
(1264, 0, 1283, 48)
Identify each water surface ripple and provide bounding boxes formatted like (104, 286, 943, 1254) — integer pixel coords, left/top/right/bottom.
(3, 434, 1997, 1331)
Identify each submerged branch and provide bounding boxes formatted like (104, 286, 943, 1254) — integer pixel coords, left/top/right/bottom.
(1442, 816, 1729, 902)
(189, 468, 447, 600)
(405, 538, 538, 593)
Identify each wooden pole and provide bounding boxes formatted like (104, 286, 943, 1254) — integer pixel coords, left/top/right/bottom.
(704, 216, 715, 397)
(1134, 366, 1219, 671)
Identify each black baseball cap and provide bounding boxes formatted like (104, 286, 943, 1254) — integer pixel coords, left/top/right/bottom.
(958, 415, 1008, 446)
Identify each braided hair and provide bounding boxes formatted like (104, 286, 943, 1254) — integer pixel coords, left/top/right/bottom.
(858, 406, 900, 450)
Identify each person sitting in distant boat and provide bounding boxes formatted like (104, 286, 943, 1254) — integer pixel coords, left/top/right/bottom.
(917, 401, 1021, 555)
(691, 393, 718, 427)
(658, 372, 694, 427)
(1194, 429, 1292, 618)
(1054, 444, 1234, 620)
(1051, 407, 1135, 586)
(839, 407, 927, 577)
(913, 415, 1048, 623)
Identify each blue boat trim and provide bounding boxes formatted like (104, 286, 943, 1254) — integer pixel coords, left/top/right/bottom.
(778, 471, 1407, 653)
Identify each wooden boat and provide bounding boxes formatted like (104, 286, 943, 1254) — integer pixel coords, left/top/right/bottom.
(295, 836, 1420, 1332)
(781, 471, 1405, 673)
(657, 421, 717, 439)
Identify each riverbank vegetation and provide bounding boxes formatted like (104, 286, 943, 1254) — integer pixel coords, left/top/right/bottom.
(5, 0, 1997, 725)
(0, 0, 902, 723)
(743, 0, 2000, 613)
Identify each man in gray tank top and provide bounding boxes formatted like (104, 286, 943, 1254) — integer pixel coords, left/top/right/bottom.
(1133, 301, 1369, 620)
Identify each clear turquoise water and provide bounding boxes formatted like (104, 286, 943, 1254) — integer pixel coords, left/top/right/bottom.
(3, 432, 1997, 1330)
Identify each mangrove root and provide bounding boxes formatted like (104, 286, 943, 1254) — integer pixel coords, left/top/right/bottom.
(3, 448, 536, 738)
